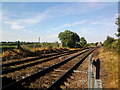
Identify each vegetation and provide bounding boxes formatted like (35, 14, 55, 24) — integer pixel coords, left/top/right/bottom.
(99, 18, 120, 88)
(79, 37, 87, 47)
(1, 41, 60, 51)
(1, 30, 89, 50)
(103, 36, 115, 47)
(103, 18, 120, 53)
(103, 37, 119, 53)
(102, 17, 119, 87)
(86, 43, 96, 47)
(115, 17, 120, 37)
(58, 30, 80, 48)
(96, 47, 118, 88)
(22, 42, 60, 50)
(58, 30, 88, 48)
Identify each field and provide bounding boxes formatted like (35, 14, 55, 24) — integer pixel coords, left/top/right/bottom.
(1, 41, 60, 51)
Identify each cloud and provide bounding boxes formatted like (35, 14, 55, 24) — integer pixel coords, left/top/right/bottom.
(90, 21, 105, 25)
(3, 21, 34, 34)
(51, 20, 86, 31)
(70, 21, 86, 26)
(90, 18, 116, 26)
(2, 2, 117, 42)
(19, 12, 48, 24)
(11, 24, 24, 29)
(22, 29, 33, 33)
(77, 27, 94, 35)
(3, 11, 49, 30)
(4, 21, 24, 29)
(3, 2, 113, 31)
(45, 2, 113, 17)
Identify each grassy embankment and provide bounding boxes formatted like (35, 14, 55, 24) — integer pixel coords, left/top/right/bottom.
(96, 47, 119, 88)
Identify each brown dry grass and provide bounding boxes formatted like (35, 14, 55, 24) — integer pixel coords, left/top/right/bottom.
(1, 47, 75, 61)
(93, 47, 119, 88)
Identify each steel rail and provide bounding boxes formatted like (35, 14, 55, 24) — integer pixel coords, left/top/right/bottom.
(47, 48, 96, 89)
(2, 48, 84, 67)
(2, 48, 91, 89)
(2, 48, 87, 74)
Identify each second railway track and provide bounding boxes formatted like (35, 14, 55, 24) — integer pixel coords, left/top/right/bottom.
(2, 48, 86, 67)
(2, 47, 96, 89)
(2, 48, 87, 74)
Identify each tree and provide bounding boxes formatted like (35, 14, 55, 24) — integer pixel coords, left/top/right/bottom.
(115, 17, 120, 38)
(80, 37, 87, 47)
(58, 30, 80, 48)
(103, 36, 115, 47)
(115, 17, 120, 53)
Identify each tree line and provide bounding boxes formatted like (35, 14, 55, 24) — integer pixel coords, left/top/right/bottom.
(1, 30, 88, 49)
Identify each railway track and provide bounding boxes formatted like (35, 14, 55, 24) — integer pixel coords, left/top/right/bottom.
(2, 48, 87, 74)
(48, 49, 94, 89)
(2, 48, 84, 67)
(2, 47, 96, 89)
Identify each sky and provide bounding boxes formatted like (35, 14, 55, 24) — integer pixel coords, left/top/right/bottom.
(1, 1, 119, 43)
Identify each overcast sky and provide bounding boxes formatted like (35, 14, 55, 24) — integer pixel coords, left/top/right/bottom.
(1, 1, 119, 43)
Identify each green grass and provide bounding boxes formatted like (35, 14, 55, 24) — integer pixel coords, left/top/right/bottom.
(0, 46, 17, 48)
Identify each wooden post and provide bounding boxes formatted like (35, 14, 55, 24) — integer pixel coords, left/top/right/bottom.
(93, 58, 102, 88)
(93, 59, 100, 79)
(17, 41, 21, 49)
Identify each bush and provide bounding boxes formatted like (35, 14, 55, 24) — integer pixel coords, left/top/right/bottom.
(103, 37, 120, 54)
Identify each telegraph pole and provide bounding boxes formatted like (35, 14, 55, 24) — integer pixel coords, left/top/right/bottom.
(38, 37, 40, 43)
